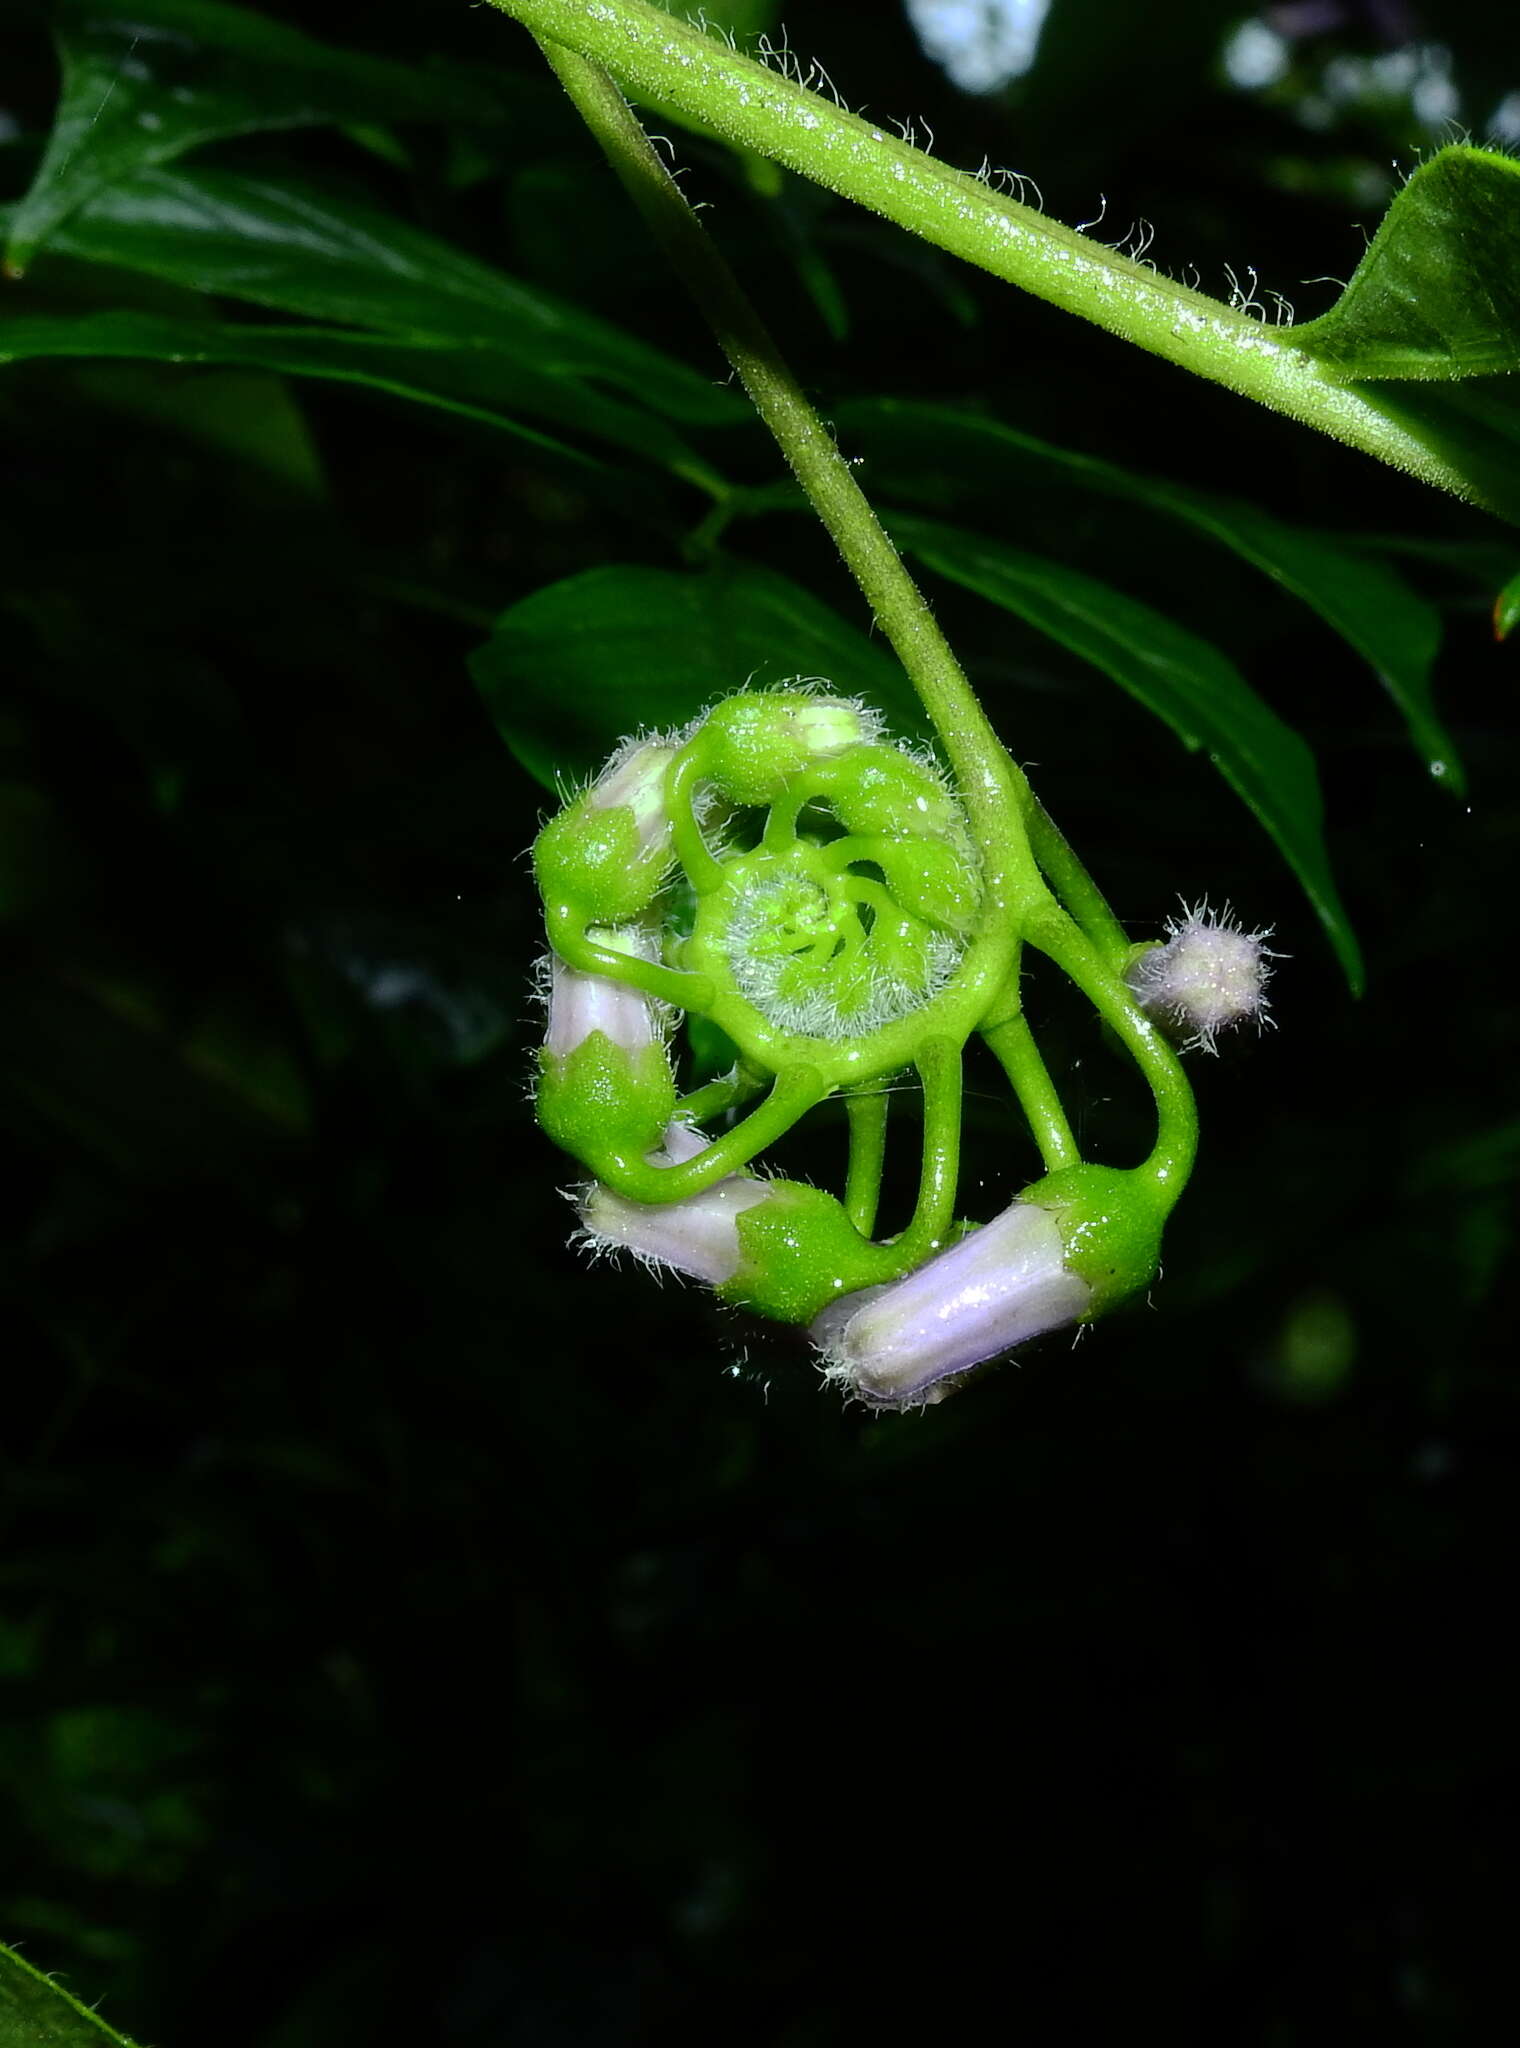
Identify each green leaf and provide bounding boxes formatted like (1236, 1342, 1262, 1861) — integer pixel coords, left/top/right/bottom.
(834, 397, 1459, 791)
(1354, 533, 1520, 592)
(468, 560, 926, 788)
(1293, 147, 1520, 381)
(0, 783, 88, 925)
(67, 360, 328, 495)
(1408, 1117, 1520, 1196)
(13, 167, 748, 430)
(0, 1939, 141, 2047)
(889, 514, 1363, 991)
(1358, 373, 1520, 532)
(0, 309, 719, 482)
(5, 0, 513, 275)
(1495, 570, 1520, 644)
(0, 961, 310, 1178)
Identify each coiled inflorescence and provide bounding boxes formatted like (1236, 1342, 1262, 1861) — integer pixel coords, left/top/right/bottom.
(532, 683, 1209, 1411)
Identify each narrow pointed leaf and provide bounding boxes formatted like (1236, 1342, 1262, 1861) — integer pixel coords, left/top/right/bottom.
(0, 308, 720, 481)
(837, 397, 1458, 790)
(890, 514, 1362, 990)
(18, 167, 748, 429)
(5, 0, 521, 274)
(1358, 373, 1520, 532)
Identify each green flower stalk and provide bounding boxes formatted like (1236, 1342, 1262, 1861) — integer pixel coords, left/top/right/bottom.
(507, 17, 1217, 1406)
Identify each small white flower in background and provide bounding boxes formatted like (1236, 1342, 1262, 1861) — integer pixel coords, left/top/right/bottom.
(543, 925, 664, 1061)
(810, 1199, 1091, 1410)
(1126, 900, 1277, 1053)
(904, 0, 1053, 94)
(577, 1124, 770, 1286)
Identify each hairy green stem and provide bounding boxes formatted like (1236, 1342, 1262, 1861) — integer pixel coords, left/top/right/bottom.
(487, 0, 1487, 506)
(517, 29, 1031, 875)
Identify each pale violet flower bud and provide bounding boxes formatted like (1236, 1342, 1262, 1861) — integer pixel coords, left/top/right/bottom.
(590, 737, 678, 855)
(1125, 900, 1276, 1053)
(532, 734, 679, 928)
(578, 1125, 770, 1286)
(536, 926, 676, 1176)
(810, 1200, 1092, 1410)
(543, 925, 663, 1061)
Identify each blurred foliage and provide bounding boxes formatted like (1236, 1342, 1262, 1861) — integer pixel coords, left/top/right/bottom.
(1, 1, 1517, 2042)
(2, 1938, 140, 2045)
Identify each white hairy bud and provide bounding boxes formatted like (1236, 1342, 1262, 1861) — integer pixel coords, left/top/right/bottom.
(1125, 901, 1276, 1053)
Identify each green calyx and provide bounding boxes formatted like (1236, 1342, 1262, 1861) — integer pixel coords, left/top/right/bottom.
(536, 1033, 677, 1185)
(1019, 1163, 1171, 1320)
(534, 798, 664, 926)
(720, 1180, 896, 1324)
(532, 740, 678, 926)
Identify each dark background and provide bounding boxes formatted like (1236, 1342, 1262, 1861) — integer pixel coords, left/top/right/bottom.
(2, 2, 1518, 2040)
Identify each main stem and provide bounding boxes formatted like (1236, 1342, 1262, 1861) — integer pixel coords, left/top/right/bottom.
(489, 0, 1486, 508)
(524, 30, 1195, 1201)
(523, 34, 1026, 865)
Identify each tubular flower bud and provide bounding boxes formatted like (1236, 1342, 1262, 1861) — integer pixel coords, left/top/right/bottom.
(578, 1126, 770, 1285)
(699, 689, 883, 804)
(544, 925, 663, 1061)
(822, 742, 970, 851)
(533, 736, 679, 925)
(1126, 901, 1275, 1052)
(810, 1202, 1091, 1409)
(590, 738, 679, 849)
(537, 928, 677, 1180)
(810, 1165, 1166, 1410)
